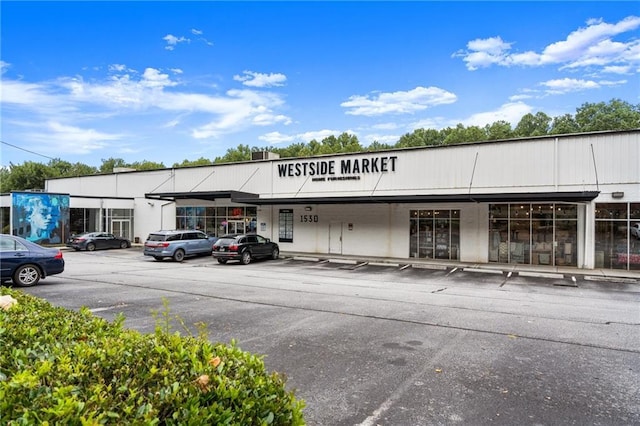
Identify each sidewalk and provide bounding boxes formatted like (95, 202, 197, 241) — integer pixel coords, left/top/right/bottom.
(281, 251, 640, 283)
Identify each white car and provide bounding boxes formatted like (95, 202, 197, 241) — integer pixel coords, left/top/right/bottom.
(630, 223, 640, 239)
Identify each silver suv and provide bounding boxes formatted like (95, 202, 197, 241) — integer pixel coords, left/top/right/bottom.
(143, 230, 218, 262)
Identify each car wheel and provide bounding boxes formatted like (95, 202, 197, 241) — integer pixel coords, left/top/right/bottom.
(86, 243, 96, 251)
(240, 250, 252, 265)
(217, 258, 227, 264)
(271, 247, 279, 260)
(153, 256, 163, 261)
(173, 249, 185, 262)
(120, 241, 129, 249)
(13, 264, 41, 287)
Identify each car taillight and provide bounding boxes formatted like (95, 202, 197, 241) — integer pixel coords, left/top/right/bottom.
(54, 251, 63, 259)
(161, 242, 170, 248)
(229, 244, 238, 251)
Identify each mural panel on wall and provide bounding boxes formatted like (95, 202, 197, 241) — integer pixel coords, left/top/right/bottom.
(12, 192, 70, 244)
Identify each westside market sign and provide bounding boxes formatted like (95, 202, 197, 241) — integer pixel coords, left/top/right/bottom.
(277, 155, 398, 181)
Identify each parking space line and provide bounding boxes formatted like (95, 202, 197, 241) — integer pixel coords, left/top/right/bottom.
(519, 271, 565, 279)
(462, 267, 503, 274)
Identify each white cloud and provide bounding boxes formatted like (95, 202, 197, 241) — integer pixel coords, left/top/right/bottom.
(259, 131, 297, 144)
(361, 133, 401, 146)
(108, 64, 129, 72)
(141, 68, 178, 89)
(1, 79, 76, 113)
(539, 77, 625, 95)
(509, 94, 534, 101)
(463, 102, 534, 127)
(21, 121, 124, 155)
(191, 28, 213, 46)
(258, 129, 363, 145)
(457, 16, 640, 71)
(163, 34, 190, 51)
(253, 113, 292, 126)
(233, 71, 287, 88)
(163, 117, 182, 128)
(371, 122, 400, 130)
(1, 66, 292, 146)
(413, 102, 534, 130)
(298, 129, 345, 141)
(602, 65, 633, 74)
(455, 37, 511, 70)
(0, 60, 9, 74)
(341, 86, 457, 116)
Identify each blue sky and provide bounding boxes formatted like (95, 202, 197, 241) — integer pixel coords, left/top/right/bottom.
(1, 2, 639, 168)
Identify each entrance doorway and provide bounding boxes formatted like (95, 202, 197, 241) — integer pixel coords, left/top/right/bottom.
(226, 220, 246, 235)
(329, 222, 343, 254)
(111, 219, 131, 240)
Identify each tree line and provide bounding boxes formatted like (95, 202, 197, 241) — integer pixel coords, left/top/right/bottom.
(1, 99, 638, 192)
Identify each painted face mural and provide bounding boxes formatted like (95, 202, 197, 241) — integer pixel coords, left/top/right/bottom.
(12, 193, 70, 244)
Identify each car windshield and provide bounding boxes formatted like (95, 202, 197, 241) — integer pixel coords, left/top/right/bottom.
(147, 234, 167, 242)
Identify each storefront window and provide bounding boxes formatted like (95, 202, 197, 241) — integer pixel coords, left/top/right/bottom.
(279, 209, 293, 243)
(1, 207, 10, 234)
(595, 203, 639, 271)
(69, 208, 100, 235)
(409, 209, 459, 260)
(489, 203, 577, 266)
(175, 205, 257, 237)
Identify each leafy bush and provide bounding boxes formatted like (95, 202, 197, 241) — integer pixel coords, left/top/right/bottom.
(0, 288, 305, 425)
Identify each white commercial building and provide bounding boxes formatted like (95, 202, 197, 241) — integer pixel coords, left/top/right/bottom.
(2, 129, 639, 271)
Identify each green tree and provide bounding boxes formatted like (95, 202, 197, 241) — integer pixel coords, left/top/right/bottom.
(484, 120, 514, 140)
(1, 161, 52, 191)
(514, 112, 551, 137)
(550, 114, 580, 135)
(574, 99, 640, 132)
(299, 139, 323, 157)
(47, 159, 97, 177)
(213, 144, 252, 164)
(273, 142, 307, 158)
(99, 158, 128, 174)
(334, 132, 363, 153)
(442, 124, 487, 145)
(366, 140, 394, 151)
(397, 128, 443, 147)
(129, 160, 166, 171)
(172, 157, 213, 168)
(0, 167, 11, 192)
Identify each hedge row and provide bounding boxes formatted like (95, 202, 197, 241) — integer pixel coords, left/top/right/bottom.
(0, 288, 305, 425)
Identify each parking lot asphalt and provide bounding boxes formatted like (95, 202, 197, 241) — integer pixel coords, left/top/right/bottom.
(11, 248, 640, 425)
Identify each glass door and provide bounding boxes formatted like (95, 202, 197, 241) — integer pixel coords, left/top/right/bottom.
(227, 220, 246, 234)
(111, 219, 131, 240)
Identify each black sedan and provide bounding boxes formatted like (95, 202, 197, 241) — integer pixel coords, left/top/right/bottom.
(0, 234, 65, 287)
(67, 232, 131, 251)
(212, 234, 279, 265)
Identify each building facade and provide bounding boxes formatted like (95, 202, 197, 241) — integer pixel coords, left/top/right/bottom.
(2, 130, 639, 271)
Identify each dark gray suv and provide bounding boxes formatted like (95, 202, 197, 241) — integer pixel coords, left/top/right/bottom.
(212, 234, 279, 265)
(143, 230, 218, 262)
